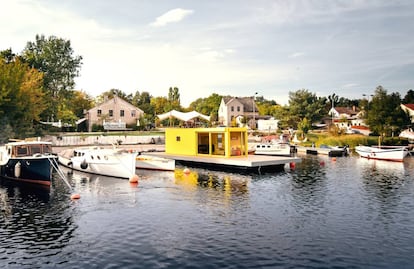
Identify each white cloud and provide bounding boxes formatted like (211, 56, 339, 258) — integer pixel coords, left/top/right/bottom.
(288, 52, 305, 59)
(150, 8, 194, 27)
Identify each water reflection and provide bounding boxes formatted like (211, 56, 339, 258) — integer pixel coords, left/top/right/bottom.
(174, 168, 249, 196)
(359, 158, 412, 213)
(0, 177, 76, 268)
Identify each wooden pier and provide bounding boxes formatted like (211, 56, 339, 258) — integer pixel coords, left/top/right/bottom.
(144, 152, 301, 173)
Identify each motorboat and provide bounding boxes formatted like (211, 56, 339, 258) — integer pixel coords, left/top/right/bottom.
(253, 142, 293, 156)
(58, 147, 138, 179)
(136, 154, 175, 171)
(355, 145, 409, 162)
(319, 144, 349, 157)
(0, 140, 56, 186)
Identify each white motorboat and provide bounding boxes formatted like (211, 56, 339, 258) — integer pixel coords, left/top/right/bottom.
(58, 147, 138, 179)
(253, 142, 293, 156)
(355, 145, 409, 162)
(136, 154, 175, 171)
(0, 140, 57, 186)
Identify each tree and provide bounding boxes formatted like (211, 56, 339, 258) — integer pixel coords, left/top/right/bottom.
(22, 34, 82, 120)
(402, 89, 414, 104)
(167, 87, 181, 111)
(188, 93, 222, 123)
(98, 88, 133, 103)
(367, 86, 410, 136)
(288, 89, 326, 128)
(0, 58, 46, 138)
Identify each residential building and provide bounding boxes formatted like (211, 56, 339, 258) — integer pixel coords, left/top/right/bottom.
(85, 96, 144, 131)
(328, 106, 366, 133)
(401, 104, 414, 123)
(218, 96, 258, 128)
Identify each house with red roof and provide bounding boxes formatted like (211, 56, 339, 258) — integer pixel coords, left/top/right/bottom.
(401, 104, 414, 123)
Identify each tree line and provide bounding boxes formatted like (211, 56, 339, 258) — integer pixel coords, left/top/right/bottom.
(1, 35, 413, 142)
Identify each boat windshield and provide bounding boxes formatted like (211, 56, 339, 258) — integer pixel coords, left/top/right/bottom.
(13, 143, 52, 157)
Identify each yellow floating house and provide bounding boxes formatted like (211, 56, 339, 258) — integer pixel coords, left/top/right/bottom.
(165, 127, 249, 158)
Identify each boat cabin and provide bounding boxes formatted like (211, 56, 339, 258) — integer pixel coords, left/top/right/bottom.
(1, 142, 52, 159)
(165, 127, 248, 157)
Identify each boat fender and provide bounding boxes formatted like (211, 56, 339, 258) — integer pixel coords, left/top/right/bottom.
(14, 162, 21, 178)
(80, 159, 88, 169)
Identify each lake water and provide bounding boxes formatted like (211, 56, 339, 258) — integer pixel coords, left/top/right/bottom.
(1, 154, 414, 269)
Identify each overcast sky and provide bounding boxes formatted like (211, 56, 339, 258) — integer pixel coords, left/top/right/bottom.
(1, 0, 413, 106)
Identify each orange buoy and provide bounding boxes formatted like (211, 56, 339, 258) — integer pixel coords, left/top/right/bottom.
(183, 168, 191, 175)
(332, 157, 337, 162)
(129, 174, 139, 184)
(70, 193, 81, 200)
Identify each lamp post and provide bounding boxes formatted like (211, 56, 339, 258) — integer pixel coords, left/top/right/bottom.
(252, 92, 258, 129)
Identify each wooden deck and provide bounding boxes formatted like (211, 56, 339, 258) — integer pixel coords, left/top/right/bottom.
(143, 152, 301, 173)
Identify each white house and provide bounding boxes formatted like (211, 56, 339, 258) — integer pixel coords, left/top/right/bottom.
(401, 104, 414, 123)
(218, 96, 258, 127)
(328, 106, 366, 132)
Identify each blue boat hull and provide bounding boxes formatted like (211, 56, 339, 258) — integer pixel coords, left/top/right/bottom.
(0, 157, 54, 186)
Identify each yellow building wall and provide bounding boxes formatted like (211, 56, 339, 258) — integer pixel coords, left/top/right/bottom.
(165, 128, 198, 155)
(165, 127, 248, 157)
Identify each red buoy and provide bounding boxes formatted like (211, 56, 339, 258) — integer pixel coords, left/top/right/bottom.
(70, 193, 81, 200)
(129, 174, 139, 184)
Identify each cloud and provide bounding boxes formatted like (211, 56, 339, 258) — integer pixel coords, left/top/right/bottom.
(288, 52, 305, 58)
(150, 8, 194, 27)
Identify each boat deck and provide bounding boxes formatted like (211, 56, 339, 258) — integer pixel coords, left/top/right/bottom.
(144, 152, 301, 173)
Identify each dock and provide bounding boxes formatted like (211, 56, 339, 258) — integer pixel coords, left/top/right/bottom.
(144, 152, 301, 173)
(297, 146, 348, 157)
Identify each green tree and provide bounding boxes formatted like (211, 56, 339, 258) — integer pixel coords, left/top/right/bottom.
(0, 58, 46, 138)
(402, 89, 414, 104)
(132, 91, 155, 129)
(167, 87, 181, 111)
(98, 88, 133, 103)
(188, 93, 222, 123)
(22, 34, 82, 120)
(288, 89, 326, 128)
(367, 86, 410, 136)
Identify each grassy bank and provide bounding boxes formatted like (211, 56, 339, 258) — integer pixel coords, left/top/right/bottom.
(303, 133, 408, 149)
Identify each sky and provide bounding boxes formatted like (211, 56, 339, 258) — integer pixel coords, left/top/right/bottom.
(1, 0, 414, 106)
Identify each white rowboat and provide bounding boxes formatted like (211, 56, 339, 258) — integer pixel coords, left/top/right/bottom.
(355, 145, 409, 162)
(136, 154, 175, 171)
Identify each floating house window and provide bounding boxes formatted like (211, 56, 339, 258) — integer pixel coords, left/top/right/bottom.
(120, 110, 125, 117)
(109, 110, 113, 117)
(176, 136, 181, 141)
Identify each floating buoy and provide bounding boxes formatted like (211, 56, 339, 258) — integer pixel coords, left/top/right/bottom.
(14, 162, 21, 178)
(183, 168, 191, 175)
(70, 193, 81, 200)
(129, 174, 139, 184)
(320, 161, 325, 166)
(289, 162, 296, 169)
(332, 157, 337, 162)
(80, 159, 88, 169)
